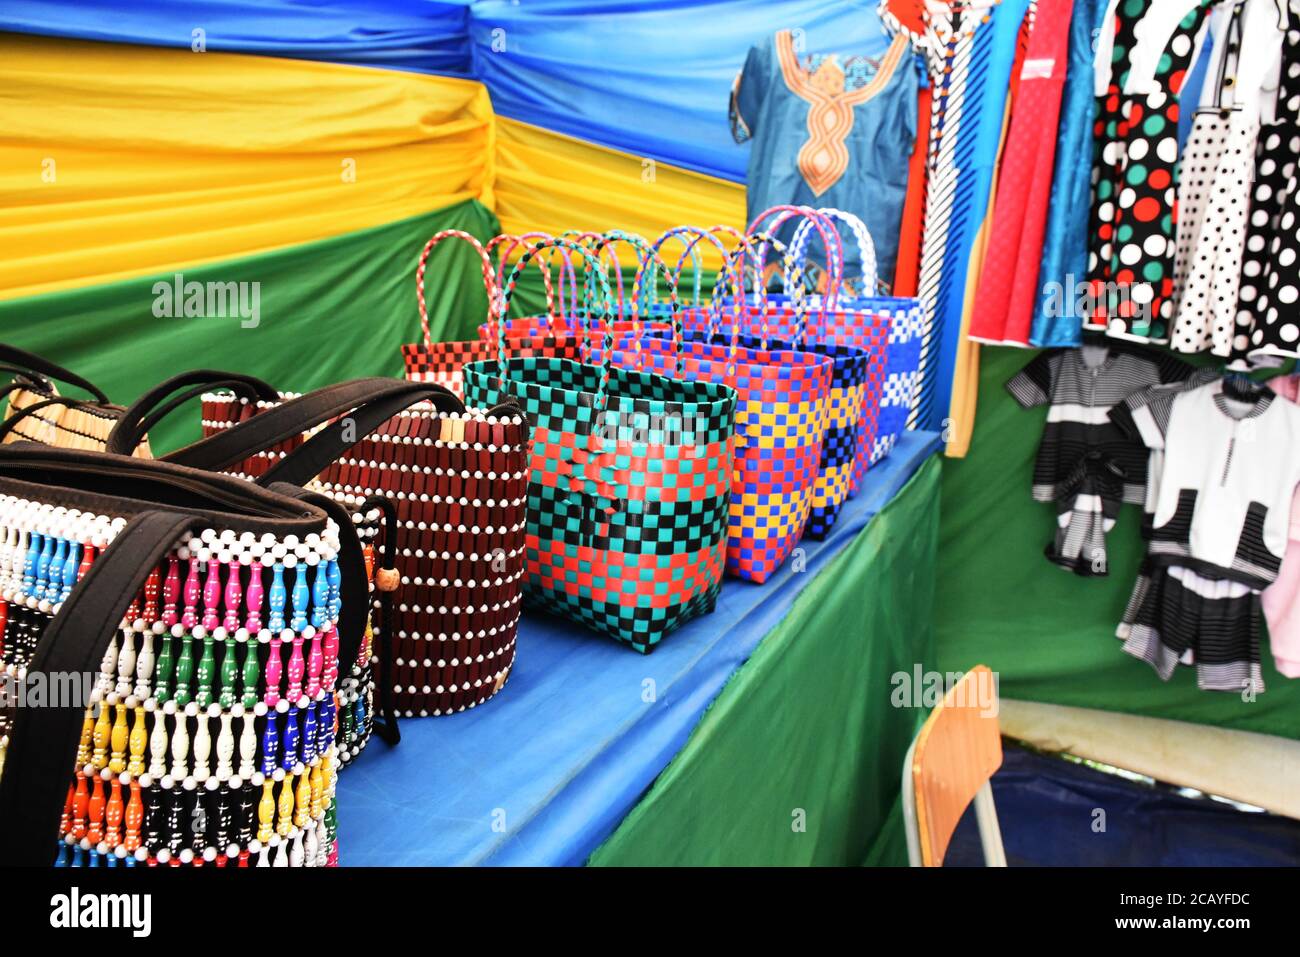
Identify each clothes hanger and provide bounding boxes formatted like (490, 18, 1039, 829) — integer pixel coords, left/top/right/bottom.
(1222, 367, 1272, 402)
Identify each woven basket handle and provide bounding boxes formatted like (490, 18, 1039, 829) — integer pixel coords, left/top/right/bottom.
(746, 205, 844, 320)
(717, 232, 807, 350)
(789, 207, 879, 303)
(657, 226, 735, 317)
(486, 232, 560, 323)
(416, 229, 498, 351)
(593, 230, 678, 374)
(649, 226, 740, 366)
(496, 238, 616, 408)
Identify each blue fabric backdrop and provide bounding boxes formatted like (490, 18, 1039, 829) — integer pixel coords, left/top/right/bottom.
(470, 0, 891, 180)
(1, 0, 475, 75)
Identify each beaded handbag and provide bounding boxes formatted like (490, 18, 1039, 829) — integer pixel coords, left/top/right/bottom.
(0, 344, 157, 456)
(402, 230, 578, 399)
(463, 238, 737, 652)
(175, 377, 530, 719)
(622, 227, 833, 582)
(0, 443, 370, 866)
(106, 374, 404, 765)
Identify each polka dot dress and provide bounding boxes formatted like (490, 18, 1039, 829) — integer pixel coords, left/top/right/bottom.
(1172, 5, 1259, 358)
(1237, 19, 1300, 360)
(1085, 0, 1215, 343)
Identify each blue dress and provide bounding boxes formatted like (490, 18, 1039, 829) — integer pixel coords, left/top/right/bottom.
(1029, 0, 1114, 347)
(730, 29, 920, 287)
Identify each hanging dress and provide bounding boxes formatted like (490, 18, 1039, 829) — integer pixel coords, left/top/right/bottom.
(1029, 0, 1117, 348)
(1170, 0, 1280, 358)
(968, 0, 1077, 347)
(729, 29, 919, 285)
(909, 0, 1034, 439)
(1236, 5, 1300, 359)
(1083, 0, 1215, 343)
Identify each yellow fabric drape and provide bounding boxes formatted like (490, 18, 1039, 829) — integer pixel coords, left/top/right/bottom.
(0, 34, 493, 300)
(494, 118, 745, 271)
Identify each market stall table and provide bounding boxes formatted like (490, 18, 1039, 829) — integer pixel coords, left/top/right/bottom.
(337, 430, 943, 865)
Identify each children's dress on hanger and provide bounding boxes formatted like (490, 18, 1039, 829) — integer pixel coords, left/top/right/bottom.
(1115, 378, 1300, 691)
(1007, 342, 1194, 575)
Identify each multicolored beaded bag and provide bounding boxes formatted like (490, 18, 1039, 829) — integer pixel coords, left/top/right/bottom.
(463, 238, 737, 652)
(0, 443, 369, 866)
(402, 230, 578, 399)
(184, 378, 531, 719)
(623, 227, 833, 582)
(0, 344, 154, 456)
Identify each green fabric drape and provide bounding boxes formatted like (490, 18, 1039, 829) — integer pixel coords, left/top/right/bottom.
(589, 457, 941, 866)
(934, 348, 1300, 740)
(0, 200, 505, 453)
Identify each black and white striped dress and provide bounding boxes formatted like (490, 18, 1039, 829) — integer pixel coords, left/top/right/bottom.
(1113, 381, 1300, 692)
(1007, 344, 1194, 575)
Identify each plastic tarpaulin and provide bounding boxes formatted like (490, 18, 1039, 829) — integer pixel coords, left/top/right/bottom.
(0, 34, 492, 300)
(335, 432, 942, 866)
(946, 744, 1300, 866)
(934, 347, 1300, 739)
(590, 455, 941, 866)
(494, 117, 744, 270)
(1, 0, 474, 76)
(0, 200, 504, 453)
(471, 0, 892, 180)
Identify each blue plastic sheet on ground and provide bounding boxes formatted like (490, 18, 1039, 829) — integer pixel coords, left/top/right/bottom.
(336, 430, 941, 865)
(946, 744, 1300, 866)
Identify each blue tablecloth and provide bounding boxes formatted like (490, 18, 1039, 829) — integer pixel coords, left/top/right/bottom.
(337, 430, 942, 865)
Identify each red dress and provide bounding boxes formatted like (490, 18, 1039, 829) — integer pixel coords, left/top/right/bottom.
(967, 0, 1075, 346)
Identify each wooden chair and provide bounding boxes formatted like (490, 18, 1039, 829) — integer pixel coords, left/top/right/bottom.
(902, 664, 1007, 866)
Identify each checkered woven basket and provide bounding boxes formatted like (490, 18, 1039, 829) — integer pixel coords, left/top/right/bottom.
(738, 208, 893, 517)
(199, 387, 530, 717)
(786, 209, 923, 482)
(402, 230, 578, 398)
(463, 238, 737, 652)
(617, 227, 834, 582)
(681, 211, 874, 540)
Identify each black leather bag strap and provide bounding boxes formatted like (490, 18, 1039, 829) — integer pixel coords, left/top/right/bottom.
(105, 370, 279, 456)
(0, 344, 110, 403)
(162, 378, 466, 476)
(0, 510, 200, 866)
(257, 383, 475, 487)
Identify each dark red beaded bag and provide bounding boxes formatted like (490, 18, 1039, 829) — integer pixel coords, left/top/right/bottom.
(115, 377, 530, 720)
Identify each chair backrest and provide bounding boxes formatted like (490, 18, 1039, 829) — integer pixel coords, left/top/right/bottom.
(902, 665, 1004, 866)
